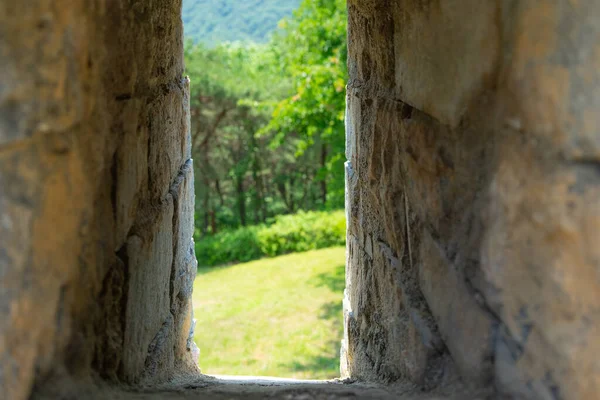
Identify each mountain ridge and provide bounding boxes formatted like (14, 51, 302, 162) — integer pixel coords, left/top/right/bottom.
(182, 0, 301, 44)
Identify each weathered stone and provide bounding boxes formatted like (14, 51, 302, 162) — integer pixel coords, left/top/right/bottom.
(113, 99, 149, 247)
(344, 0, 600, 398)
(392, 0, 499, 127)
(0, 1, 197, 398)
(418, 231, 494, 386)
(1, 0, 598, 399)
(494, 325, 537, 400)
(147, 82, 189, 199)
(169, 159, 199, 370)
(143, 314, 176, 383)
(170, 160, 196, 305)
(122, 197, 174, 383)
(343, 225, 447, 386)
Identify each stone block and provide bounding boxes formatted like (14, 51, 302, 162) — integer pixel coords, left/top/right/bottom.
(502, 1, 600, 160)
(114, 99, 148, 248)
(0, 0, 194, 398)
(182, 76, 192, 160)
(143, 314, 175, 383)
(169, 160, 196, 305)
(345, 92, 358, 162)
(147, 85, 188, 199)
(392, 0, 499, 126)
(121, 196, 174, 383)
(483, 158, 600, 398)
(418, 230, 494, 386)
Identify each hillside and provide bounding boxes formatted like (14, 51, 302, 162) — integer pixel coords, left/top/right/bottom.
(182, 0, 301, 44)
(193, 247, 345, 378)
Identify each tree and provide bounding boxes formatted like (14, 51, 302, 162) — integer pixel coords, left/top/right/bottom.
(261, 0, 348, 209)
(184, 0, 348, 236)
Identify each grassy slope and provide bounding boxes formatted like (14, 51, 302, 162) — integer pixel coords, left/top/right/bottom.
(193, 247, 345, 379)
(183, 0, 301, 44)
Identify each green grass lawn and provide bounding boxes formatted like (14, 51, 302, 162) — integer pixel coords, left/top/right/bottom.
(192, 246, 345, 379)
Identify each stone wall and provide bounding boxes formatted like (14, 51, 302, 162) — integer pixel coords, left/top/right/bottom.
(0, 1, 198, 399)
(1, 0, 599, 399)
(342, 0, 600, 399)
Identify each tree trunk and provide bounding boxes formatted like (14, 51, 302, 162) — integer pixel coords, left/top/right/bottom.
(321, 144, 328, 205)
(202, 189, 209, 236)
(236, 176, 246, 226)
(289, 177, 296, 213)
(209, 209, 217, 234)
(251, 158, 263, 224)
(215, 179, 224, 206)
(277, 181, 293, 214)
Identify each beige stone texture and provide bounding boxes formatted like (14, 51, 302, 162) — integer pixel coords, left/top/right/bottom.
(0, 0, 598, 399)
(0, 1, 198, 399)
(343, 1, 600, 399)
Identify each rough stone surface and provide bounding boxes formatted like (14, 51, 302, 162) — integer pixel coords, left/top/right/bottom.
(30, 375, 491, 400)
(1, 0, 599, 399)
(0, 1, 198, 399)
(122, 197, 174, 383)
(343, 0, 600, 399)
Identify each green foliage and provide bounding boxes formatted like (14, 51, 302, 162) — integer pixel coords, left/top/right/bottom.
(183, 0, 301, 45)
(261, 0, 348, 209)
(193, 247, 345, 378)
(257, 210, 346, 257)
(195, 210, 346, 266)
(185, 0, 348, 237)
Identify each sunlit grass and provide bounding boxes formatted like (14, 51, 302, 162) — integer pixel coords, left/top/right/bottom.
(192, 246, 345, 379)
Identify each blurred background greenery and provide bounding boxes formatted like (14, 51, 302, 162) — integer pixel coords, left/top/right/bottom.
(184, 0, 347, 378)
(183, 0, 302, 45)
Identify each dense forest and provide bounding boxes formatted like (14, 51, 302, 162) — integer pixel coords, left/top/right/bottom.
(183, 0, 301, 44)
(185, 0, 347, 261)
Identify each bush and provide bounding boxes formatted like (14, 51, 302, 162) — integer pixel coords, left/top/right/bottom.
(195, 210, 345, 266)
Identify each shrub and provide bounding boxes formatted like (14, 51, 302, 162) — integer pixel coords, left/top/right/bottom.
(195, 210, 345, 266)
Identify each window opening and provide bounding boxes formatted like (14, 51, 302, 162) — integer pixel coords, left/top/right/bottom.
(183, 0, 349, 380)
